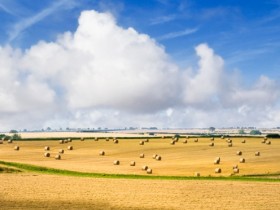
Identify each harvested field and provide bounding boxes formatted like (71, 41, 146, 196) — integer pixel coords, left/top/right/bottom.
(1, 173, 280, 210)
(0, 137, 279, 176)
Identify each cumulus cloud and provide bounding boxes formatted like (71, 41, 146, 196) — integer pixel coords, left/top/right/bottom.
(0, 9, 279, 130)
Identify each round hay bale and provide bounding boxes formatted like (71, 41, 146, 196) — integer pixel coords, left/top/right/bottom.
(139, 141, 144, 145)
(139, 153, 145, 158)
(99, 150, 105, 156)
(210, 137, 214, 141)
(68, 138, 72, 142)
(261, 139, 266, 144)
(142, 165, 148, 171)
(183, 139, 188, 144)
(174, 137, 179, 142)
(232, 164, 238, 169)
(144, 139, 149, 142)
(241, 139, 246, 143)
(209, 142, 214, 147)
(113, 139, 119, 144)
(155, 155, 161, 161)
(59, 139, 64, 144)
(44, 146, 50, 151)
(0, 140, 3, 144)
(264, 137, 267, 140)
(152, 154, 158, 159)
(146, 168, 152, 174)
(255, 151, 260, 156)
(266, 141, 271, 145)
(194, 138, 198, 142)
(221, 136, 224, 139)
(8, 139, 13, 143)
(236, 151, 242, 155)
(94, 137, 99, 141)
(233, 168, 239, 173)
(14, 145, 19, 150)
(228, 143, 233, 147)
(80, 137, 84, 141)
(227, 139, 232, 143)
(214, 159, 220, 164)
(170, 140, 175, 145)
(106, 138, 109, 141)
(44, 152, 50, 157)
(67, 145, 73, 150)
(59, 149, 64, 154)
(55, 154, 61, 160)
(216, 157, 221, 161)
(64, 139, 68, 143)
(215, 168, 221, 173)
(239, 158, 245, 163)
(113, 160, 120, 165)
(194, 172, 200, 177)
(130, 161, 136, 166)
(186, 136, 189, 139)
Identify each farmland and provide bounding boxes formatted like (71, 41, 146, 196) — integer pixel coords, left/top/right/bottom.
(1, 134, 280, 209)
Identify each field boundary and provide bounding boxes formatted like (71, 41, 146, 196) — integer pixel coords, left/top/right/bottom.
(0, 160, 279, 182)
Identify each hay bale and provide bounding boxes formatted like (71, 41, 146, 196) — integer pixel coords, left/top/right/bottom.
(194, 138, 198, 142)
(236, 151, 242, 155)
(233, 168, 239, 173)
(67, 145, 73, 150)
(146, 168, 152, 174)
(142, 165, 148, 171)
(55, 154, 61, 160)
(255, 151, 260, 156)
(144, 139, 149, 142)
(221, 136, 224, 139)
(227, 139, 232, 143)
(94, 137, 99, 141)
(264, 137, 267, 140)
(14, 145, 19, 150)
(59, 139, 64, 144)
(183, 139, 188, 144)
(99, 150, 105, 156)
(232, 164, 238, 169)
(64, 139, 68, 143)
(8, 139, 13, 143)
(130, 161, 136, 166)
(241, 139, 246, 143)
(261, 139, 266, 144)
(59, 149, 64, 154)
(209, 142, 214, 147)
(68, 138, 72, 142)
(155, 155, 161, 161)
(113, 139, 119, 144)
(210, 137, 214, 141)
(228, 143, 232, 147)
(80, 137, 84, 141)
(44, 146, 50, 151)
(113, 160, 120, 165)
(170, 140, 175, 145)
(152, 154, 158, 159)
(44, 152, 50, 157)
(106, 138, 109, 141)
(139, 141, 144, 145)
(214, 159, 220, 164)
(0, 140, 3, 144)
(186, 136, 189, 139)
(139, 153, 145, 158)
(194, 172, 200, 177)
(266, 141, 271, 145)
(215, 168, 221, 173)
(239, 158, 245, 163)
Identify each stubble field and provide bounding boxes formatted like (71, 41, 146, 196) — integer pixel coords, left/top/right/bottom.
(1, 135, 280, 209)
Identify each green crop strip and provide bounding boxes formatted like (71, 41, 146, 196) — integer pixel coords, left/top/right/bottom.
(0, 160, 279, 182)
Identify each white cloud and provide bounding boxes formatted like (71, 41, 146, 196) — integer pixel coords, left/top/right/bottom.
(0, 10, 279, 130)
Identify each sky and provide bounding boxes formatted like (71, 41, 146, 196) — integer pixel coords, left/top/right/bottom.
(0, 0, 279, 130)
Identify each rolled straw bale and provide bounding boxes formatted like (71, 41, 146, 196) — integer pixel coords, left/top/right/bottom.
(130, 161, 136, 166)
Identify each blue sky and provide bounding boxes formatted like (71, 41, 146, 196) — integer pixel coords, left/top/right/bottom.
(0, 0, 279, 130)
(1, 0, 279, 81)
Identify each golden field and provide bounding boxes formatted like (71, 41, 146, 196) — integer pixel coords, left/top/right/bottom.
(1, 135, 280, 209)
(0, 136, 279, 176)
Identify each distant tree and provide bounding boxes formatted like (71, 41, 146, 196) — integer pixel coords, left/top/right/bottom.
(238, 129, 246, 134)
(47, 127, 51, 131)
(12, 133, 21, 140)
(209, 127, 215, 132)
(9, 130, 18, 134)
(250, 130, 262, 135)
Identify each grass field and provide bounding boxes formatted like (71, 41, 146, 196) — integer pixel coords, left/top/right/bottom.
(1, 136, 280, 209)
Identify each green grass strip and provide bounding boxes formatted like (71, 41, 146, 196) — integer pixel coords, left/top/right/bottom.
(0, 160, 279, 182)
